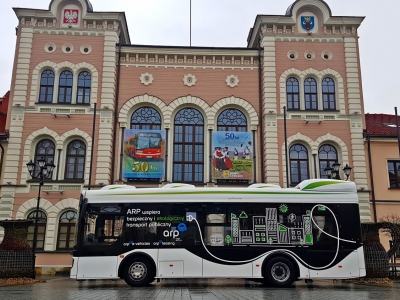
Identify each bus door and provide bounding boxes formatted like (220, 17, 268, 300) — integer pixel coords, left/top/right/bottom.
(156, 203, 203, 278)
(306, 204, 359, 278)
(76, 204, 124, 279)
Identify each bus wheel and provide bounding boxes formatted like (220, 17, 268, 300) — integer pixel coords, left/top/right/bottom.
(124, 257, 155, 287)
(264, 257, 296, 287)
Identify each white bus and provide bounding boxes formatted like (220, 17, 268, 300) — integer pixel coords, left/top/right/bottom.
(70, 179, 366, 287)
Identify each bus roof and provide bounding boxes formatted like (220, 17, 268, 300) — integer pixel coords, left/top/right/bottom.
(83, 179, 358, 204)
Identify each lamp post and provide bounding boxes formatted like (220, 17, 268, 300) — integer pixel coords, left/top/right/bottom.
(324, 162, 352, 180)
(26, 157, 55, 279)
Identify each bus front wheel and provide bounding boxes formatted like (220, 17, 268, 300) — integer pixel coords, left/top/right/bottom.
(123, 257, 155, 287)
(264, 256, 296, 287)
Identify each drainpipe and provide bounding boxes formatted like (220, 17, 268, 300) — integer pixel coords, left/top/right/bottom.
(367, 133, 377, 222)
(164, 128, 169, 183)
(0, 143, 4, 180)
(119, 127, 125, 182)
(208, 129, 212, 183)
(111, 41, 122, 184)
(258, 47, 265, 182)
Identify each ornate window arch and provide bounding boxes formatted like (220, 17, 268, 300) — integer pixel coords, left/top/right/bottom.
(56, 210, 77, 250)
(173, 108, 204, 183)
(289, 144, 310, 185)
(286, 77, 300, 110)
(38, 69, 55, 103)
(65, 140, 86, 180)
(318, 144, 338, 178)
(27, 210, 47, 250)
(131, 106, 161, 130)
(76, 71, 91, 104)
(217, 108, 247, 131)
(58, 70, 73, 104)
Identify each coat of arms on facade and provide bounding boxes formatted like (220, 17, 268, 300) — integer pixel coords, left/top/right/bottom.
(301, 16, 314, 31)
(63, 9, 79, 24)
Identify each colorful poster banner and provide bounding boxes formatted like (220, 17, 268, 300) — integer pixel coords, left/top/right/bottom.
(123, 130, 166, 179)
(212, 131, 253, 180)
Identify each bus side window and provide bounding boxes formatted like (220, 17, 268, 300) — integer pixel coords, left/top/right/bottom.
(312, 213, 337, 245)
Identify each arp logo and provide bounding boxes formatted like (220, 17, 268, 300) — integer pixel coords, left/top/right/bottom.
(163, 223, 187, 239)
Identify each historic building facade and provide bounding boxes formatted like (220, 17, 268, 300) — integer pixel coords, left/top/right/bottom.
(0, 0, 370, 272)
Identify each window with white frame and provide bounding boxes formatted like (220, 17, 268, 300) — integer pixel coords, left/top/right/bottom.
(34, 139, 56, 178)
(285, 75, 338, 111)
(37, 68, 92, 105)
(27, 210, 47, 250)
(304, 77, 318, 110)
(322, 77, 336, 110)
(64, 140, 86, 180)
(38, 70, 55, 103)
(290, 144, 310, 185)
(58, 70, 73, 104)
(56, 210, 77, 250)
(286, 77, 300, 110)
(318, 144, 338, 179)
(76, 71, 91, 104)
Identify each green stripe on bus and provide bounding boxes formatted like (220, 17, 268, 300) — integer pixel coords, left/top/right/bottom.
(302, 181, 343, 190)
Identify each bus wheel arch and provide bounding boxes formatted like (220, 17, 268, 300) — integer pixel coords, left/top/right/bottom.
(119, 253, 156, 286)
(262, 254, 299, 287)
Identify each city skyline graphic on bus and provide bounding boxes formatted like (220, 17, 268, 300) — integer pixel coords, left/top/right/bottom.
(228, 207, 314, 246)
(123, 129, 166, 179)
(211, 131, 253, 180)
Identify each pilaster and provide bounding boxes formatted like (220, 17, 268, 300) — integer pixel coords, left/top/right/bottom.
(261, 36, 279, 184)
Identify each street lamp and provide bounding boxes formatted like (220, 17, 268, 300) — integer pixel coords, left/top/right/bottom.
(26, 157, 56, 278)
(324, 162, 352, 180)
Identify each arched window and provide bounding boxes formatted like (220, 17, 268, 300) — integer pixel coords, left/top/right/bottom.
(34, 139, 55, 178)
(286, 77, 300, 110)
(318, 144, 338, 178)
(131, 107, 161, 130)
(322, 77, 336, 110)
(56, 210, 77, 250)
(290, 144, 309, 185)
(38, 70, 55, 103)
(58, 70, 73, 104)
(27, 210, 47, 250)
(217, 109, 247, 132)
(76, 71, 91, 104)
(304, 78, 318, 110)
(65, 140, 86, 180)
(173, 108, 204, 183)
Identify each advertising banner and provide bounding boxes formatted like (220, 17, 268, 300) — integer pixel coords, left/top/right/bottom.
(212, 131, 253, 180)
(123, 130, 166, 179)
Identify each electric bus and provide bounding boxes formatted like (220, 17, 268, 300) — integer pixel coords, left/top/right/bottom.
(70, 179, 366, 287)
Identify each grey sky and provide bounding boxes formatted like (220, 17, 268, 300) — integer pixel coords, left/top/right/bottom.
(0, 0, 398, 114)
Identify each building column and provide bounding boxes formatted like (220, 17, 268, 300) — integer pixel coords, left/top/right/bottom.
(94, 32, 119, 185)
(261, 36, 279, 185)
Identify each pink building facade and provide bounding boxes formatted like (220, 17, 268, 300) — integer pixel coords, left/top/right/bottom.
(0, 0, 370, 272)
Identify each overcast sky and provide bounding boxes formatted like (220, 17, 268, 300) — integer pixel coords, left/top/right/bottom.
(0, 0, 398, 115)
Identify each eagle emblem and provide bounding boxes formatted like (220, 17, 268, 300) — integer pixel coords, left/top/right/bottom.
(63, 9, 79, 24)
(301, 16, 314, 31)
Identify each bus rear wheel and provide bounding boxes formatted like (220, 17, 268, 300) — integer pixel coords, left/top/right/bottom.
(264, 256, 296, 287)
(123, 257, 155, 287)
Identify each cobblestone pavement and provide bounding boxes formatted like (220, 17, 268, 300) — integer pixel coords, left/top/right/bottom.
(1, 276, 399, 300)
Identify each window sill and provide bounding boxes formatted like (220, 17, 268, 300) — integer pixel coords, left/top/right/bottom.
(35, 102, 90, 106)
